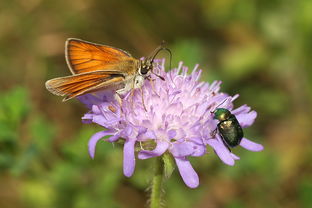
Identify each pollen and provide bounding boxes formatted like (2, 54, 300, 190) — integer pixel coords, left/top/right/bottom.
(108, 105, 117, 113)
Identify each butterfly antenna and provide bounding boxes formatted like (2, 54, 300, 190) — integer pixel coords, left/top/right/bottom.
(151, 71, 165, 81)
(149, 41, 172, 81)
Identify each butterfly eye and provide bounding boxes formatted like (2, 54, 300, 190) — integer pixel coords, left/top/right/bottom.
(140, 61, 152, 75)
(140, 66, 149, 75)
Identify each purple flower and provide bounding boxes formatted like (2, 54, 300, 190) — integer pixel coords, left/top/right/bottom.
(79, 59, 263, 188)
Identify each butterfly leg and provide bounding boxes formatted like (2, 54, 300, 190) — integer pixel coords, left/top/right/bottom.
(114, 91, 123, 109)
(128, 89, 135, 109)
(125, 87, 147, 112)
(114, 93, 122, 104)
(115, 77, 135, 105)
(147, 76, 159, 97)
(140, 87, 148, 112)
(116, 86, 131, 112)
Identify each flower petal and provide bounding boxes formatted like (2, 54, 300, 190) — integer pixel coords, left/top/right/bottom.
(77, 94, 101, 109)
(88, 130, 115, 159)
(108, 134, 120, 142)
(92, 115, 111, 126)
(175, 157, 199, 188)
(231, 104, 250, 114)
(230, 153, 240, 160)
(137, 126, 147, 134)
(123, 139, 136, 177)
(138, 141, 169, 159)
(91, 105, 101, 114)
(236, 111, 257, 128)
(207, 139, 235, 166)
(191, 144, 206, 157)
(170, 142, 194, 157)
(82, 115, 93, 124)
(196, 101, 210, 115)
(167, 129, 177, 139)
(82, 113, 93, 121)
(240, 138, 264, 152)
(124, 126, 133, 137)
(167, 102, 183, 115)
(145, 130, 157, 140)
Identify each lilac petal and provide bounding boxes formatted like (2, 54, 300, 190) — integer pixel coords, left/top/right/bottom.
(189, 136, 204, 145)
(77, 94, 101, 109)
(175, 157, 199, 188)
(209, 80, 221, 92)
(169, 90, 182, 98)
(95, 90, 115, 102)
(191, 144, 206, 157)
(170, 142, 194, 157)
(230, 153, 240, 160)
(167, 129, 177, 139)
(240, 138, 264, 152)
(216, 134, 224, 144)
(207, 139, 235, 166)
(138, 141, 169, 159)
(167, 102, 183, 115)
(108, 134, 120, 142)
(137, 130, 157, 141)
(82, 113, 93, 121)
(217, 97, 232, 109)
(82, 117, 92, 124)
(123, 139, 136, 177)
(236, 111, 257, 127)
(141, 120, 154, 129)
(145, 130, 157, 139)
(232, 105, 250, 114)
(137, 126, 147, 134)
(176, 61, 183, 74)
(182, 66, 189, 76)
(191, 64, 199, 74)
(176, 128, 186, 139)
(231, 94, 239, 102)
(92, 115, 109, 126)
(196, 101, 210, 115)
(194, 70, 202, 82)
(124, 126, 133, 137)
(91, 105, 101, 114)
(88, 130, 115, 159)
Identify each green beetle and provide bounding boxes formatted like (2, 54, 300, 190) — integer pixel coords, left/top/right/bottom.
(213, 108, 243, 148)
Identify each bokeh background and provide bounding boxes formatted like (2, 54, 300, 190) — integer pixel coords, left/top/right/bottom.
(1, 0, 312, 207)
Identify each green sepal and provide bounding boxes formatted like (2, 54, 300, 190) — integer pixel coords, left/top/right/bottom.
(162, 152, 175, 179)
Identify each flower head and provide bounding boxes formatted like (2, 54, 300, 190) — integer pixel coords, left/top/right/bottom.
(79, 59, 263, 188)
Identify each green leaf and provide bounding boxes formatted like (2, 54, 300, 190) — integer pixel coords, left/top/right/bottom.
(299, 177, 312, 208)
(0, 86, 30, 128)
(30, 115, 55, 151)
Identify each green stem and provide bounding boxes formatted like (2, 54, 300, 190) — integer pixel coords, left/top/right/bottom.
(150, 156, 164, 208)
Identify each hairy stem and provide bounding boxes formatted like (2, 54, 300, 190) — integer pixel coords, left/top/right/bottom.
(150, 156, 164, 208)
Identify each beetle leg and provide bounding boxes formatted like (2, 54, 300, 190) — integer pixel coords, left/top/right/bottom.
(210, 128, 218, 138)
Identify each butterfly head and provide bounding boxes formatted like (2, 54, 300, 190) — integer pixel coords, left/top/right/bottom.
(138, 44, 171, 80)
(138, 59, 153, 77)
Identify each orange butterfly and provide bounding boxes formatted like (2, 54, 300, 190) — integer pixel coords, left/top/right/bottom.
(45, 38, 168, 101)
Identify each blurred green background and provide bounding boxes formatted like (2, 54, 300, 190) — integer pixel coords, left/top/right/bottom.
(1, 0, 312, 207)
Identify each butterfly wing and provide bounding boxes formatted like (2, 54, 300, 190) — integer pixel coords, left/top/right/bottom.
(45, 71, 126, 101)
(65, 38, 133, 74)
